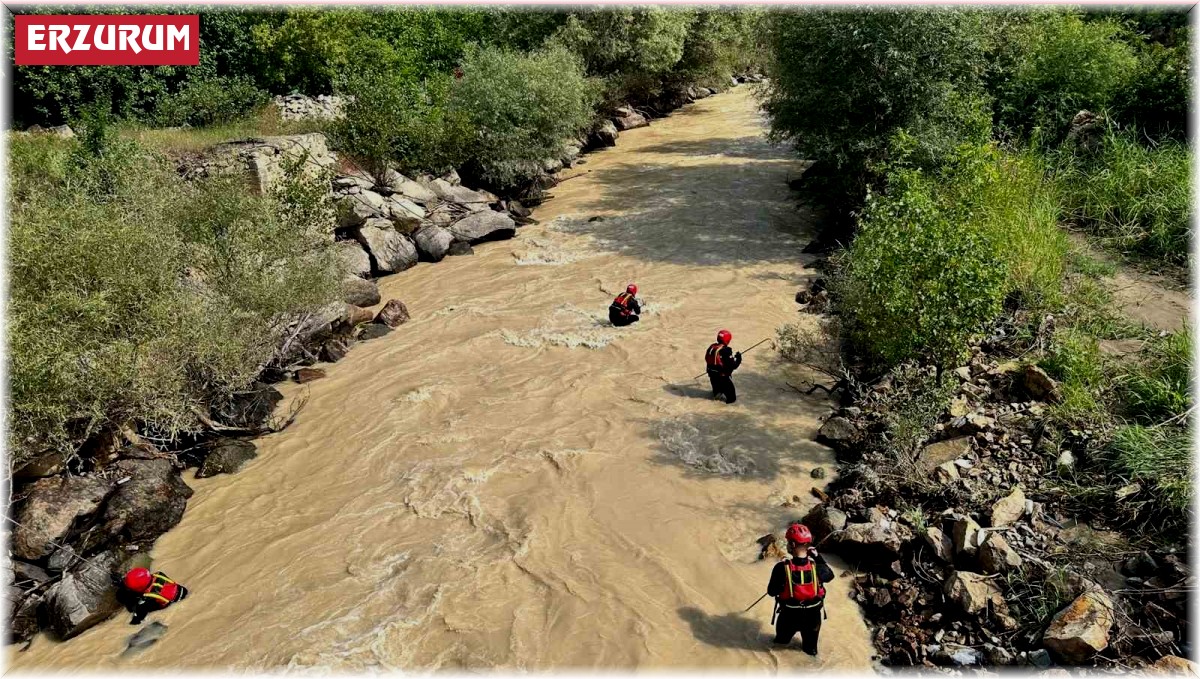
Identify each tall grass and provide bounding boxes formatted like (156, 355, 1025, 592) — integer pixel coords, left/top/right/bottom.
(1055, 128, 1192, 265)
(1105, 425, 1191, 514)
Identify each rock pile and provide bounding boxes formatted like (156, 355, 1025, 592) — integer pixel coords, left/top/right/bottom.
(272, 94, 349, 121)
(796, 339, 1192, 670)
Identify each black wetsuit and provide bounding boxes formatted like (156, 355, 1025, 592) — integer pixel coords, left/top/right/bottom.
(705, 343, 742, 403)
(609, 293, 641, 327)
(767, 554, 834, 654)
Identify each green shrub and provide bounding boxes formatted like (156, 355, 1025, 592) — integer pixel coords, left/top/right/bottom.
(332, 71, 471, 184)
(834, 167, 1006, 369)
(451, 45, 598, 188)
(1106, 424, 1192, 513)
(1113, 37, 1190, 139)
(762, 8, 989, 209)
(989, 11, 1138, 137)
(8, 131, 342, 466)
(1117, 330, 1192, 423)
(1054, 128, 1192, 264)
(153, 76, 270, 127)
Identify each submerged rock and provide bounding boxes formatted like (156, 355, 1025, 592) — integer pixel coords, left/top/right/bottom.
(196, 440, 258, 479)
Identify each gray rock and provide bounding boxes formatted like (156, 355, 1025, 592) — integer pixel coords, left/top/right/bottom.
(196, 440, 257, 479)
(386, 196, 426, 229)
(614, 111, 649, 131)
(930, 643, 982, 666)
(542, 157, 564, 174)
(334, 240, 372, 279)
(978, 532, 1023, 574)
(341, 277, 381, 308)
(427, 179, 492, 207)
(588, 120, 619, 148)
(447, 241, 475, 256)
(413, 224, 454, 262)
(802, 504, 848, 545)
(13, 560, 51, 588)
(947, 514, 984, 558)
(815, 416, 859, 451)
(918, 437, 972, 474)
(44, 551, 122, 640)
(333, 175, 374, 192)
(320, 337, 350, 363)
(14, 450, 66, 479)
(1023, 365, 1062, 403)
(1026, 648, 1053, 668)
(123, 621, 169, 657)
(353, 219, 418, 274)
(13, 475, 112, 560)
(11, 592, 43, 643)
(440, 168, 461, 186)
(991, 487, 1026, 527)
(944, 570, 1017, 629)
(214, 382, 282, 430)
(336, 191, 387, 228)
(448, 211, 516, 244)
(94, 459, 193, 550)
(834, 518, 912, 562)
(358, 323, 393, 341)
(924, 526, 954, 563)
(384, 170, 439, 205)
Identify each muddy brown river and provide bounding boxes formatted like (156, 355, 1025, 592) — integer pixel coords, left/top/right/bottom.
(9, 87, 876, 672)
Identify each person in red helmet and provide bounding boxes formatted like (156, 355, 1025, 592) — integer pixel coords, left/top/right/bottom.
(120, 567, 189, 625)
(766, 523, 834, 655)
(609, 283, 642, 327)
(705, 329, 742, 403)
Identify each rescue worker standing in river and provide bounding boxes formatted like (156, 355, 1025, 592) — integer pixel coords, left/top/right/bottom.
(767, 523, 834, 655)
(705, 329, 742, 403)
(609, 284, 642, 327)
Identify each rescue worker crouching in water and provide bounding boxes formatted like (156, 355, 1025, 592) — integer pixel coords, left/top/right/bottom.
(119, 567, 189, 624)
(609, 284, 642, 327)
(705, 329, 742, 403)
(767, 523, 833, 655)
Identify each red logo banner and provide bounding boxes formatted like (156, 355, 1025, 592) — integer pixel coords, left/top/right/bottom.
(14, 15, 200, 66)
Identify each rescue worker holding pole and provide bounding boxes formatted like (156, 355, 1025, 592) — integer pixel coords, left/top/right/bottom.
(705, 329, 742, 403)
(609, 284, 642, 327)
(766, 523, 833, 655)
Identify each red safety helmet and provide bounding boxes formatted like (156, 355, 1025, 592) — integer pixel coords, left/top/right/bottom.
(627, 284, 638, 295)
(716, 329, 732, 345)
(785, 523, 813, 546)
(123, 567, 153, 593)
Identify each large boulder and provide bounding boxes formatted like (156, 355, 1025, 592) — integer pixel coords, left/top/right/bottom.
(195, 440, 258, 479)
(43, 551, 122, 640)
(449, 211, 517, 244)
(384, 170, 439, 205)
(587, 120, 619, 148)
(614, 111, 649, 131)
(187, 133, 336, 196)
(353, 219, 418, 274)
(334, 240, 372, 279)
(815, 416, 860, 452)
(13, 475, 112, 560)
(341, 277, 381, 308)
(944, 570, 1017, 629)
(426, 179, 492, 208)
(94, 459, 192, 549)
(386, 196, 426, 230)
(1043, 590, 1115, 664)
(14, 450, 66, 480)
(801, 504, 848, 545)
(833, 515, 912, 562)
(413, 224, 454, 262)
(336, 191, 388, 229)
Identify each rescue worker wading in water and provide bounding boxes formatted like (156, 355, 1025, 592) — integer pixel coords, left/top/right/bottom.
(705, 329, 742, 403)
(120, 567, 189, 624)
(766, 523, 834, 655)
(609, 284, 642, 327)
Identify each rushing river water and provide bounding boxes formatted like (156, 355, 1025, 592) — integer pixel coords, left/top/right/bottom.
(9, 87, 876, 673)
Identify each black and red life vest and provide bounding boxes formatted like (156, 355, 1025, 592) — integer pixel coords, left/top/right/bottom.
(705, 342, 726, 371)
(612, 292, 635, 316)
(142, 573, 183, 609)
(777, 559, 825, 605)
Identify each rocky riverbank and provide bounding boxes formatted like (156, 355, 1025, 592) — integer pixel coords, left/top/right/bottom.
(775, 273, 1193, 673)
(6, 74, 766, 648)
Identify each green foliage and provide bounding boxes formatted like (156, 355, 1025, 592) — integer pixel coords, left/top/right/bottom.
(1113, 35, 1191, 139)
(8, 131, 342, 465)
(1106, 425, 1192, 512)
(451, 45, 598, 188)
(551, 8, 693, 78)
(1054, 128, 1192, 265)
(834, 167, 1006, 369)
(1040, 328, 1109, 425)
(153, 75, 270, 128)
(675, 10, 768, 87)
(333, 71, 471, 184)
(988, 11, 1138, 138)
(762, 8, 989, 209)
(1117, 330, 1192, 424)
